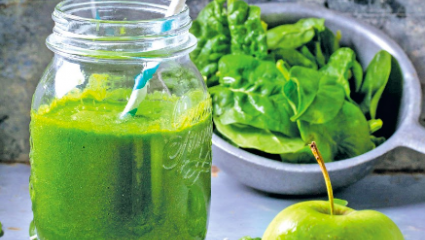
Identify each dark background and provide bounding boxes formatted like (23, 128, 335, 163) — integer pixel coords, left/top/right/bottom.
(0, 0, 424, 170)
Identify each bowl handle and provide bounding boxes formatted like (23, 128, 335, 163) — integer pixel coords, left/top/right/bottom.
(396, 120, 425, 155)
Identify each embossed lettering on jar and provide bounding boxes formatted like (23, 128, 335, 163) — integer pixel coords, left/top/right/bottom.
(29, 1, 212, 239)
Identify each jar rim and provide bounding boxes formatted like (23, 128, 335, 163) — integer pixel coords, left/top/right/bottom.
(47, 0, 196, 60)
(54, 0, 189, 24)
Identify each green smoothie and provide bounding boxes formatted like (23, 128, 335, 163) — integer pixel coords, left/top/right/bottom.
(29, 84, 212, 240)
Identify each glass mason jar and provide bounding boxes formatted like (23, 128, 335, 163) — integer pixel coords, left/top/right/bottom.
(29, 1, 212, 239)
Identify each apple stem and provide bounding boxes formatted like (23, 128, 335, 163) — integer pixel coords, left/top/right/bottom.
(310, 141, 334, 216)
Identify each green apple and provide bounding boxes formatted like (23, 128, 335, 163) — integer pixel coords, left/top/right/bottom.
(262, 142, 404, 240)
(262, 200, 404, 240)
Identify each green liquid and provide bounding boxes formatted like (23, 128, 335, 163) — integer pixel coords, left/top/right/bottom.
(29, 91, 212, 240)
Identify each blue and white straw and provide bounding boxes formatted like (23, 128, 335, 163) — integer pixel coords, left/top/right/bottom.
(120, 0, 186, 118)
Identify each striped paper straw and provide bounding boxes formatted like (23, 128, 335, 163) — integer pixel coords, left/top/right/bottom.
(120, 0, 187, 118)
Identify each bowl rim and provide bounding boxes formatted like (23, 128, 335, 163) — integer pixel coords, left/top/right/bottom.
(212, 2, 422, 173)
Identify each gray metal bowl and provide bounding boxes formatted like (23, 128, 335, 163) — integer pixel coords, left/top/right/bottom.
(212, 3, 425, 195)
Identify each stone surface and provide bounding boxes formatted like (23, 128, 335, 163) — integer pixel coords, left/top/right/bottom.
(0, 0, 58, 162)
(0, 0, 424, 170)
(1, 163, 425, 240)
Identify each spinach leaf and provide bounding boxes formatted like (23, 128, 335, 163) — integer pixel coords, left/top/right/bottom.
(281, 66, 374, 163)
(326, 101, 375, 160)
(276, 60, 290, 80)
(285, 101, 375, 163)
(315, 41, 326, 67)
(211, 54, 299, 137)
(190, 0, 230, 87)
(267, 18, 325, 50)
(290, 121, 336, 163)
(214, 117, 304, 154)
(196, 8, 387, 164)
(300, 46, 317, 66)
(274, 48, 318, 69)
(280, 145, 320, 163)
(369, 119, 383, 133)
(284, 67, 321, 121)
(227, 0, 268, 58)
(358, 50, 392, 119)
(352, 60, 364, 92)
(320, 48, 355, 101)
(239, 237, 262, 240)
(318, 27, 341, 60)
(190, 0, 269, 87)
(284, 67, 345, 124)
(301, 75, 345, 124)
(371, 135, 386, 147)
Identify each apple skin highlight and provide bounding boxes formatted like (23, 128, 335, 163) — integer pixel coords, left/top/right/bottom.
(262, 200, 404, 240)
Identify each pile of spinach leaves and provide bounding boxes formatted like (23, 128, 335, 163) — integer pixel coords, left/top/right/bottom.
(191, 0, 392, 163)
